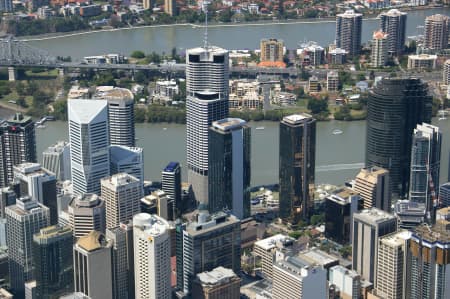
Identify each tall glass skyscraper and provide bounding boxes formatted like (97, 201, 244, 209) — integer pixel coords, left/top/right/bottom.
(208, 118, 251, 219)
(0, 113, 36, 187)
(366, 78, 432, 198)
(186, 91, 228, 207)
(279, 114, 316, 223)
(68, 99, 110, 195)
(162, 162, 182, 216)
(186, 45, 229, 207)
(409, 123, 441, 221)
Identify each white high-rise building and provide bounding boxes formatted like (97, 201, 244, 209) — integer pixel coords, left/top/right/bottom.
(68, 99, 110, 195)
(186, 46, 229, 99)
(101, 173, 142, 229)
(371, 31, 388, 68)
(329, 265, 361, 299)
(443, 60, 450, 85)
(186, 91, 228, 206)
(42, 141, 71, 181)
(133, 213, 171, 299)
(379, 9, 407, 56)
(94, 87, 135, 147)
(335, 10, 363, 57)
(110, 145, 144, 184)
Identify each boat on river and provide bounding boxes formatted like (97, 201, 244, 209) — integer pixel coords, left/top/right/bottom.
(332, 129, 343, 135)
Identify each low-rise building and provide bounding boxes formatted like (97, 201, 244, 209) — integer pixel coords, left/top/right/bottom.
(329, 265, 361, 299)
(254, 234, 295, 279)
(407, 54, 437, 70)
(327, 71, 340, 92)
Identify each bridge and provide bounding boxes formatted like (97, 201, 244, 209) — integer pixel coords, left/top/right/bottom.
(0, 35, 300, 80)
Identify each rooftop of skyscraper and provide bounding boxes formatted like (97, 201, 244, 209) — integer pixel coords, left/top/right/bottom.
(102, 172, 139, 187)
(298, 247, 339, 267)
(7, 112, 32, 125)
(337, 9, 363, 18)
(254, 233, 295, 251)
(68, 99, 107, 123)
(380, 9, 407, 16)
(133, 213, 169, 237)
(93, 86, 134, 102)
(380, 230, 411, 247)
(425, 14, 449, 22)
(212, 118, 247, 132)
(412, 223, 450, 244)
(195, 267, 239, 287)
(43, 141, 69, 154)
(33, 225, 72, 242)
(281, 113, 314, 125)
(71, 193, 102, 208)
(76, 231, 109, 252)
(373, 30, 388, 40)
(163, 161, 180, 172)
(356, 167, 388, 183)
(187, 45, 228, 55)
(185, 211, 239, 236)
(354, 207, 396, 224)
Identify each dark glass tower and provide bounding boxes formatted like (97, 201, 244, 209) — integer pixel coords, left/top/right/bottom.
(380, 9, 407, 55)
(279, 114, 316, 223)
(0, 113, 36, 187)
(162, 162, 182, 216)
(32, 225, 73, 299)
(208, 118, 251, 219)
(366, 78, 432, 198)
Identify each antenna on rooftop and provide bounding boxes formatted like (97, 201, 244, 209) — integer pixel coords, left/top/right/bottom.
(203, 0, 209, 49)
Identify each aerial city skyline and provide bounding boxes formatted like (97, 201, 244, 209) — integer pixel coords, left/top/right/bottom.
(0, 2, 450, 299)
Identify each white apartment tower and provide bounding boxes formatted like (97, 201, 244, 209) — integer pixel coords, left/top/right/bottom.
(101, 173, 142, 229)
(424, 14, 449, 50)
(335, 10, 363, 57)
(42, 141, 71, 181)
(68, 193, 106, 238)
(73, 231, 113, 299)
(443, 59, 450, 85)
(68, 99, 110, 195)
(186, 91, 228, 206)
(133, 213, 171, 299)
(374, 230, 411, 299)
(379, 9, 407, 56)
(371, 31, 388, 68)
(5, 196, 50, 297)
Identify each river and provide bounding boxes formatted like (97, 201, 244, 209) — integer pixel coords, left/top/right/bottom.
(27, 8, 449, 59)
(35, 118, 450, 187)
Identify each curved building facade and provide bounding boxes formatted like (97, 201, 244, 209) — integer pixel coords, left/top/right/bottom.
(186, 46, 229, 99)
(366, 78, 432, 198)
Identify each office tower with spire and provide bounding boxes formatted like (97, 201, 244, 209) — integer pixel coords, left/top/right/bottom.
(42, 141, 71, 181)
(409, 123, 441, 222)
(352, 208, 397, 283)
(186, 91, 228, 206)
(373, 230, 410, 299)
(110, 145, 144, 184)
(73, 231, 113, 299)
(335, 10, 363, 57)
(32, 225, 73, 299)
(176, 212, 241, 296)
(5, 196, 50, 297)
(133, 213, 171, 299)
(0, 113, 36, 187)
(208, 118, 251, 219)
(162, 162, 182, 216)
(106, 222, 134, 299)
(68, 193, 106, 238)
(366, 78, 432, 198)
(379, 9, 407, 55)
(279, 114, 316, 223)
(424, 14, 449, 51)
(370, 30, 388, 67)
(13, 163, 58, 225)
(68, 99, 110, 195)
(101, 173, 142, 229)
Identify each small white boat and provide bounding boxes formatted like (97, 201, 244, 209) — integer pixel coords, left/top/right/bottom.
(255, 127, 265, 130)
(163, 128, 168, 130)
(332, 129, 343, 135)
(36, 125, 46, 129)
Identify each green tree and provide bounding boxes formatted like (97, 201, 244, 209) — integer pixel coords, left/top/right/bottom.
(307, 98, 328, 114)
(131, 50, 146, 59)
(52, 100, 68, 121)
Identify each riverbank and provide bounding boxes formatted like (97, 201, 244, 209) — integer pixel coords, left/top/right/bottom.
(19, 5, 444, 43)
